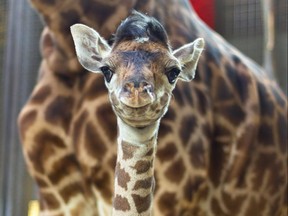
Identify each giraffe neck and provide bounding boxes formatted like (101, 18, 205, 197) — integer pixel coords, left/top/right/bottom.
(112, 118, 159, 216)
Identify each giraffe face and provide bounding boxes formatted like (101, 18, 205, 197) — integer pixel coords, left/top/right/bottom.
(71, 12, 204, 127)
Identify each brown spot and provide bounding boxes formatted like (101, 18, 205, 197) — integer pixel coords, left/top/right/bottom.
(173, 85, 185, 106)
(211, 197, 229, 216)
(30, 85, 52, 104)
(158, 123, 173, 139)
(183, 83, 194, 106)
(45, 96, 74, 134)
(277, 113, 287, 153)
(115, 163, 130, 190)
(48, 154, 79, 184)
(93, 171, 113, 202)
(72, 110, 88, 146)
(96, 103, 117, 142)
(121, 141, 138, 160)
(208, 140, 227, 186)
(18, 110, 37, 141)
(40, 192, 60, 209)
(219, 103, 246, 126)
(195, 87, 209, 115)
(30, 130, 66, 172)
(85, 76, 107, 100)
(158, 192, 176, 213)
(133, 160, 151, 174)
(244, 197, 264, 216)
(216, 77, 233, 101)
(163, 108, 176, 121)
(108, 155, 117, 170)
(56, 73, 76, 88)
(189, 139, 206, 168)
(258, 82, 275, 116)
(258, 122, 274, 146)
(145, 148, 154, 157)
(84, 122, 107, 160)
(164, 158, 185, 183)
(179, 115, 197, 146)
(222, 191, 246, 213)
(157, 142, 177, 162)
(183, 177, 205, 201)
(59, 10, 80, 35)
(132, 194, 152, 214)
(35, 176, 48, 188)
(133, 177, 154, 190)
(113, 195, 130, 211)
(59, 182, 84, 203)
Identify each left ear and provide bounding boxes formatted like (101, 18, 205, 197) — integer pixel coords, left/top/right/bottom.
(173, 38, 205, 81)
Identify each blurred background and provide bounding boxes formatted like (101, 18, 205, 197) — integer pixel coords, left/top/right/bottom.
(0, 0, 287, 215)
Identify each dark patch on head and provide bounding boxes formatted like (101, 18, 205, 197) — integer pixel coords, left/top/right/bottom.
(225, 64, 251, 103)
(180, 115, 197, 147)
(40, 192, 60, 209)
(18, 110, 37, 141)
(84, 122, 107, 160)
(189, 139, 206, 169)
(59, 182, 84, 204)
(72, 110, 88, 147)
(157, 142, 177, 162)
(114, 11, 168, 47)
(60, 10, 81, 35)
(158, 192, 177, 213)
(121, 141, 139, 160)
(48, 154, 79, 185)
(113, 195, 130, 211)
(96, 103, 117, 142)
(132, 194, 152, 214)
(158, 122, 173, 139)
(30, 85, 52, 104)
(133, 160, 151, 174)
(219, 103, 246, 126)
(257, 82, 275, 116)
(164, 158, 185, 183)
(133, 177, 154, 190)
(258, 122, 274, 146)
(216, 76, 234, 101)
(30, 130, 66, 172)
(115, 163, 130, 190)
(85, 76, 107, 100)
(183, 176, 205, 201)
(45, 96, 74, 134)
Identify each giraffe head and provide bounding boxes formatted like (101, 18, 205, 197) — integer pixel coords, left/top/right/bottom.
(71, 11, 204, 127)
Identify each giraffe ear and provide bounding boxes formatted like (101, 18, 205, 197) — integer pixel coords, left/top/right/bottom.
(173, 38, 205, 81)
(70, 24, 111, 73)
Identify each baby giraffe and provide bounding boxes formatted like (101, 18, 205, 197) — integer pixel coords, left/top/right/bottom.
(71, 12, 204, 216)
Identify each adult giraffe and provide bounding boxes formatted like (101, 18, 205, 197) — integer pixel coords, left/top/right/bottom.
(18, 0, 287, 215)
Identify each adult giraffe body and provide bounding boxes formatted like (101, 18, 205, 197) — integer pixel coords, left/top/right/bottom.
(18, 0, 287, 215)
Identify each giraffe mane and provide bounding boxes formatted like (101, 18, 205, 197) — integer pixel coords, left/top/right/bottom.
(113, 11, 169, 48)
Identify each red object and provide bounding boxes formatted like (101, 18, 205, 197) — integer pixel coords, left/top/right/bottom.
(190, 0, 215, 29)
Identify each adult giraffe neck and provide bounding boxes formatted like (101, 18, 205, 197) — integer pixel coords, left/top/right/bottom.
(112, 118, 160, 216)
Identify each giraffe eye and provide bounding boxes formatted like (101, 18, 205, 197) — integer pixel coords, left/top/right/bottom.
(166, 67, 181, 84)
(100, 66, 114, 82)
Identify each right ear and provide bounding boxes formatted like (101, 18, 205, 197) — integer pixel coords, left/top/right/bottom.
(70, 24, 111, 73)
